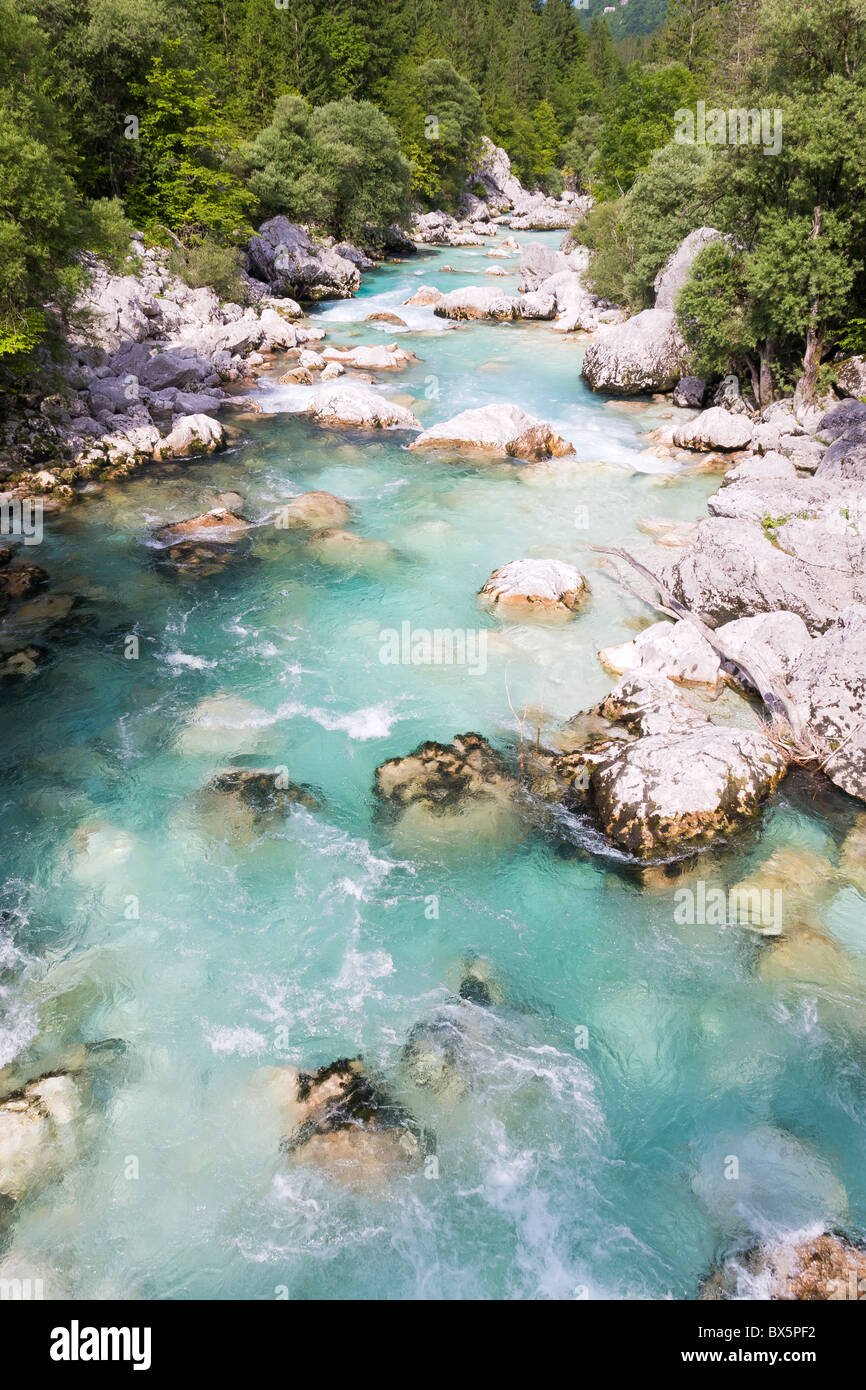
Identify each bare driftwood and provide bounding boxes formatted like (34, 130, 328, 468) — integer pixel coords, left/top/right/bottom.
(590, 545, 807, 743)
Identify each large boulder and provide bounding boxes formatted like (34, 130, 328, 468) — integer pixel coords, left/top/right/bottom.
(716, 611, 813, 687)
(154, 414, 225, 459)
(582, 309, 690, 395)
(469, 136, 526, 211)
(246, 217, 360, 300)
(587, 677, 788, 858)
(509, 193, 581, 231)
(138, 349, 215, 392)
(412, 211, 482, 247)
(320, 344, 416, 371)
(653, 228, 723, 311)
(599, 619, 722, 690)
(259, 1058, 428, 1186)
(816, 399, 866, 443)
(72, 257, 161, 352)
(815, 431, 866, 482)
(478, 558, 588, 621)
(409, 403, 573, 460)
(663, 471, 866, 634)
(300, 385, 420, 430)
(673, 406, 754, 451)
(433, 286, 555, 321)
(701, 1231, 866, 1301)
(835, 356, 866, 400)
(787, 604, 866, 801)
(673, 376, 706, 408)
(517, 244, 570, 292)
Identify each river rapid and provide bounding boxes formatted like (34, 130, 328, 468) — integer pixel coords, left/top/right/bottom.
(2, 231, 866, 1300)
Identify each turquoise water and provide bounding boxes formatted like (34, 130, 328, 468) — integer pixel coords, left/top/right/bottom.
(3, 232, 866, 1300)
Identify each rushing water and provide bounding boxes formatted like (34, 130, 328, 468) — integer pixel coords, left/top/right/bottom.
(2, 231, 866, 1300)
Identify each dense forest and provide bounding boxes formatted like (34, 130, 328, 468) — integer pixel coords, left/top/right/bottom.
(2, 0, 865, 403)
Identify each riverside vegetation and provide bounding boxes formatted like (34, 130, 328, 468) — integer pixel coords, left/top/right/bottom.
(1, 0, 866, 1303)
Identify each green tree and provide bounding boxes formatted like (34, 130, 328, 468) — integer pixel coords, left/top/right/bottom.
(249, 95, 411, 242)
(675, 240, 758, 384)
(594, 63, 702, 197)
(411, 59, 485, 206)
(248, 94, 314, 214)
(25, 0, 193, 198)
(128, 44, 255, 247)
(0, 0, 89, 357)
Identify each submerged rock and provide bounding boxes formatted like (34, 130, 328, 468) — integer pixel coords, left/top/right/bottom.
(305, 528, 395, 571)
(204, 769, 321, 820)
(409, 403, 573, 460)
(153, 508, 251, 546)
(0, 1072, 87, 1203)
(478, 558, 588, 621)
(151, 507, 252, 576)
(261, 1058, 428, 1186)
(673, 407, 754, 451)
(279, 491, 351, 530)
(365, 311, 407, 327)
(176, 695, 269, 756)
(701, 1231, 866, 1300)
(401, 958, 506, 1102)
(376, 733, 514, 812)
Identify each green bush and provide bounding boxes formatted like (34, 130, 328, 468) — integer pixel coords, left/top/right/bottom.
(168, 239, 246, 302)
(86, 197, 140, 274)
(249, 94, 412, 242)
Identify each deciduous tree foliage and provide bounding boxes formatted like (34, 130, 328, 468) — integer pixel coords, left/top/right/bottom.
(3, 0, 865, 404)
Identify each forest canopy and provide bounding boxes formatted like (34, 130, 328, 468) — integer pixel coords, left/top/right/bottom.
(2, 0, 865, 404)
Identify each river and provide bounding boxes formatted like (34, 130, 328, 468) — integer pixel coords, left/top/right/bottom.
(2, 230, 865, 1300)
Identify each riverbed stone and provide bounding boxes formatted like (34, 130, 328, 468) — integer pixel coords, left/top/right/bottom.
(410, 403, 572, 460)
(478, 558, 588, 620)
(261, 1058, 428, 1186)
(701, 1232, 866, 1300)
(582, 309, 690, 395)
(673, 407, 754, 451)
(279, 491, 351, 530)
(301, 386, 420, 430)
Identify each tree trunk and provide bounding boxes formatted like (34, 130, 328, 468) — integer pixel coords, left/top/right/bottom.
(794, 206, 824, 412)
(759, 337, 775, 406)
